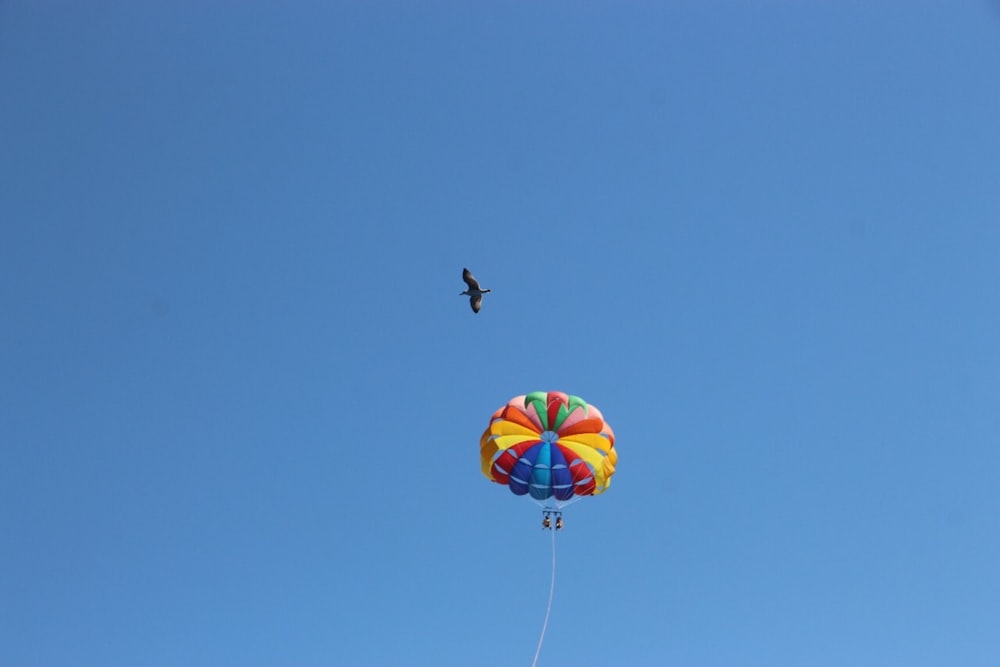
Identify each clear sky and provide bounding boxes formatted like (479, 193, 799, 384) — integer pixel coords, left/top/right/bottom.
(2, 2, 999, 666)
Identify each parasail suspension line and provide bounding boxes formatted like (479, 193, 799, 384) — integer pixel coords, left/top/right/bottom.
(531, 515, 557, 667)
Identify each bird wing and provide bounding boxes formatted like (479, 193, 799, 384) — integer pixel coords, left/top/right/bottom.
(462, 267, 481, 290)
(470, 295, 482, 313)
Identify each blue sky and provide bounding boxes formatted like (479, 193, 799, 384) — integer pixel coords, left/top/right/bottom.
(2, 2, 999, 665)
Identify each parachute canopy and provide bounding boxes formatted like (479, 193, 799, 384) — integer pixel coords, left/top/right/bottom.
(480, 391, 617, 507)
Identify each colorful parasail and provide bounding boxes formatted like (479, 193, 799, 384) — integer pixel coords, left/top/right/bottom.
(480, 391, 617, 508)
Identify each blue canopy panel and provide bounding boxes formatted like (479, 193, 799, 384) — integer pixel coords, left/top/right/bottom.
(507, 442, 575, 503)
(549, 444, 575, 501)
(529, 442, 552, 501)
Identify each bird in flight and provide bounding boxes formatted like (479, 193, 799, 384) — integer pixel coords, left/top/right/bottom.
(460, 268, 491, 313)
